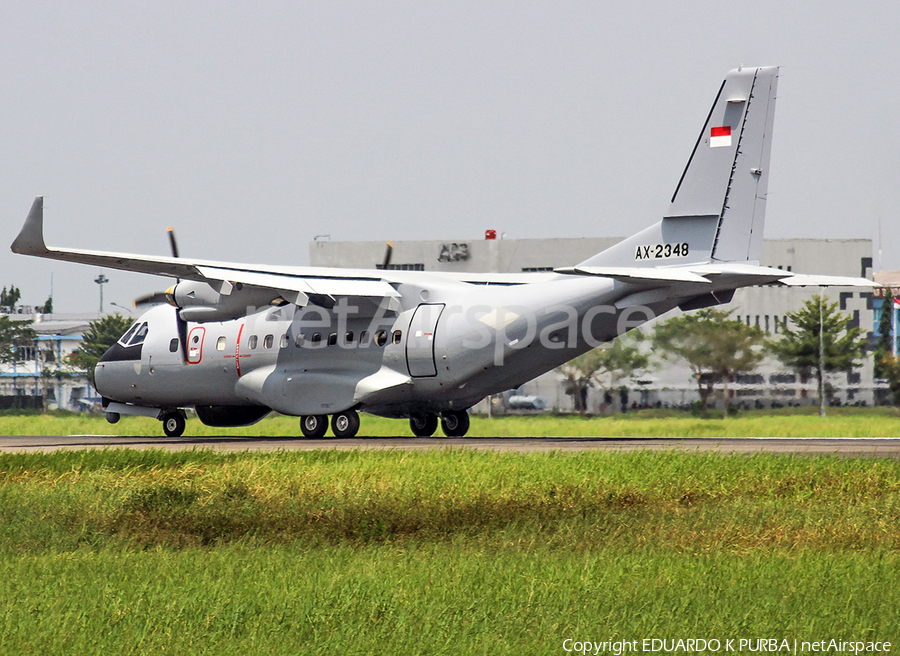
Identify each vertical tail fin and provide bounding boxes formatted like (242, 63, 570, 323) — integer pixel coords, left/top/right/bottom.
(578, 66, 779, 268)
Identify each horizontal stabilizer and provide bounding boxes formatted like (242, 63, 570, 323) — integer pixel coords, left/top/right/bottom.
(777, 273, 877, 287)
(556, 266, 710, 285)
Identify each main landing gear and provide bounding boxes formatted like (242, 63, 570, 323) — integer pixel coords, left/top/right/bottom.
(409, 410, 470, 437)
(299, 409, 360, 439)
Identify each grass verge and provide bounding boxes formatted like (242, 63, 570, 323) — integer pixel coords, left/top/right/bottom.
(1, 448, 898, 652)
(3, 405, 900, 437)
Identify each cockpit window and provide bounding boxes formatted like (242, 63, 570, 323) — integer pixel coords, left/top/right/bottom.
(129, 323, 149, 346)
(117, 322, 149, 347)
(117, 322, 140, 347)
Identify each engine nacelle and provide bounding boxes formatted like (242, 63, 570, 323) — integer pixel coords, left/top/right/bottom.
(171, 280, 285, 322)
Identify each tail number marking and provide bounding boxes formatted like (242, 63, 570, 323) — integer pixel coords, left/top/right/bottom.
(635, 242, 689, 260)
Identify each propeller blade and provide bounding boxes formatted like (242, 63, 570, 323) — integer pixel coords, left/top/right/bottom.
(167, 227, 180, 259)
(133, 290, 174, 307)
(381, 241, 394, 270)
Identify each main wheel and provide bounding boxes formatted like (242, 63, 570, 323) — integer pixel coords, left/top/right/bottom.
(331, 410, 360, 438)
(440, 410, 470, 437)
(300, 415, 328, 439)
(105, 412, 120, 424)
(409, 413, 438, 437)
(162, 412, 186, 437)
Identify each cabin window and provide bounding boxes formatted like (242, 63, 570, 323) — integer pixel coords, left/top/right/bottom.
(310, 333, 321, 345)
(280, 334, 290, 349)
(344, 331, 354, 345)
(327, 333, 338, 346)
(169, 338, 179, 353)
(249, 335, 258, 350)
(392, 330, 402, 345)
(359, 330, 369, 346)
(374, 330, 388, 347)
(295, 333, 305, 348)
(264, 334, 274, 349)
(216, 336, 226, 351)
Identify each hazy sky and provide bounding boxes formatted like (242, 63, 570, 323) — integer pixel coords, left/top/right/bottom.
(2, 1, 898, 313)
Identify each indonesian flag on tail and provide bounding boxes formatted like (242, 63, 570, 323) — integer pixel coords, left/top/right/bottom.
(710, 125, 732, 148)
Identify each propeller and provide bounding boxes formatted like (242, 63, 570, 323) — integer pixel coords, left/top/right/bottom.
(132, 227, 182, 307)
(380, 241, 394, 270)
(130, 226, 189, 362)
(167, 227, 180, 259)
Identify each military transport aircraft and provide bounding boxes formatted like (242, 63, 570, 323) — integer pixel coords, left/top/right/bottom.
(11, 66, 873, 438)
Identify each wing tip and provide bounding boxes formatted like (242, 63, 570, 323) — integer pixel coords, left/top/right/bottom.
(11, 197, 49, 256)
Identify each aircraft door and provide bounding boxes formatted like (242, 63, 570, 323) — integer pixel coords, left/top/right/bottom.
(406, 304, 444, 377)
(187, 326, 206, 365)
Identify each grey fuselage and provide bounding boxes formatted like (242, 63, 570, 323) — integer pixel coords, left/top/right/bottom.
(94, 268, 736, 419)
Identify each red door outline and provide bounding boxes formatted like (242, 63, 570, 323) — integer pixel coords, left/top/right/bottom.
(187, 326, 206, 364)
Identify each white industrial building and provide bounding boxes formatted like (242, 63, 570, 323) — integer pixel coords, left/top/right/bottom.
(312, 235, 879, 412)
(0, 311, 99, 411)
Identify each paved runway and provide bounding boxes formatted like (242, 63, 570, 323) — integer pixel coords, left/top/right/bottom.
(2, 434, 900, 456)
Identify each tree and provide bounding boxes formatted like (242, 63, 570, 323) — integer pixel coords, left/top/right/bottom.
(652, 308, 767, 416)
(0, 286, 21, 309)
(37, 295, 53, 314)
(0, 315, 36, 365)
(877, 353, 900, 406)
(874, 290, 894, 379)
(558, 337, 650, 414)
(771, 295, 867, 417)
(67, 314, 132, 386)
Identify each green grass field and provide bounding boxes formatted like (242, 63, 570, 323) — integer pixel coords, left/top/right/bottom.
(1, 448, 899, 653)
(3, 405, 900, 438)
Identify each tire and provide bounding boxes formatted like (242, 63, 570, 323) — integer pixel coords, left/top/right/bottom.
(440, 410, 470, 437)
(331, 410, 360, 439)
(300, 414, 328, 439)
(409, 413, 438, 437)
(162, 412, 186, 437)
(105, 412, 120, 424)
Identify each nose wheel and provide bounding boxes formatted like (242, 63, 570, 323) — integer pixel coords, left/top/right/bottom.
(162, 411, 186, 437)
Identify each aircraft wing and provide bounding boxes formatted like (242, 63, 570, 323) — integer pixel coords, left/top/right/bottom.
(556, 261, 875, 289)
(11, 197, 400, 303)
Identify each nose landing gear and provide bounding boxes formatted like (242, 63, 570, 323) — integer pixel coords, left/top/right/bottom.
(162, 411, 186, 437)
